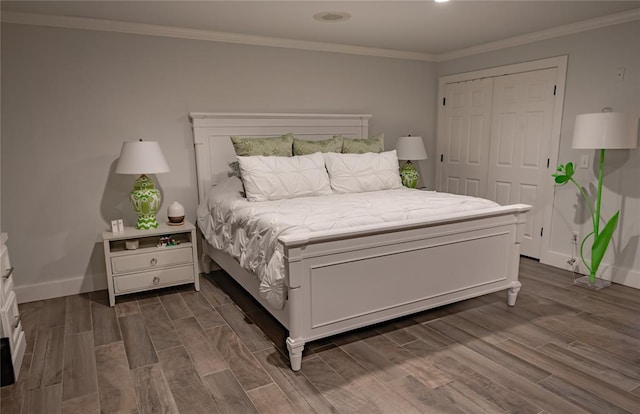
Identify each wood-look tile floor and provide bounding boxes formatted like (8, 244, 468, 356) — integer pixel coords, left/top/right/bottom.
(2, 257, 639, 413)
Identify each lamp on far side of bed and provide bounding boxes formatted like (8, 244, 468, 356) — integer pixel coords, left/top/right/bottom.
(116, 140, 170, 230)
(396, 135, 428, 188)
(552, 109, 638, 289)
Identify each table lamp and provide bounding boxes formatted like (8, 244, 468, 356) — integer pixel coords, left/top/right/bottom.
(396, 135, 428, 188)
(553, 109, 638, 288)
(115, 140, 170, 229)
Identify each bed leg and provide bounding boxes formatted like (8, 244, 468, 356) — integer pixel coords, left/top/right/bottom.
(286, 337, 305, 371)
(507, 286, 520, 307)
(200, 253, 213, 274)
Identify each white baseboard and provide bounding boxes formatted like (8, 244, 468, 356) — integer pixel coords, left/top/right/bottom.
(541, 250, 640, 289)
(14, 252, 637, 304)
(14, 274, 108, 304)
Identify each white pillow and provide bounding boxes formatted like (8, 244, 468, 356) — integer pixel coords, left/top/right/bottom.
(237, 152, 332, 202)
(324, 150, 403, 193)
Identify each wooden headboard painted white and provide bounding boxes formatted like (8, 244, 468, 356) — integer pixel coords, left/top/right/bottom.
(189, 112, 372, 202)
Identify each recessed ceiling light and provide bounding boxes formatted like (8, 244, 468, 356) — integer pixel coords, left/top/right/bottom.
(313, 11, 352, 23)
(434, 0, 449, 3)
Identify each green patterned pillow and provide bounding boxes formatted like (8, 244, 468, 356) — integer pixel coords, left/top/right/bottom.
(293, 136, 343, 156)
(340, 133, 385, 154)
(230, 133, 294, 157)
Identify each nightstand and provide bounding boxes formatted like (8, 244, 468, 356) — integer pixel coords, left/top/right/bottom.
(102, 221, 200, 307)
(1, 233, 26, 384)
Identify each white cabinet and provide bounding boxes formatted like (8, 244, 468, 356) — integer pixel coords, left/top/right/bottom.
(1, 233, 26, 382)
(102, 222, 200, 306)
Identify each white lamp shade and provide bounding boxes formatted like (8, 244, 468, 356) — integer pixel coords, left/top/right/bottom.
(572, 112, 639, 149)
(115, 141, 170, 174)
(396, 136, 428, 160)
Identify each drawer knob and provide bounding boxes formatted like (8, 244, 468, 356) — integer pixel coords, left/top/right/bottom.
(152, 276, 160, 285)
(2, 267, 13, 279)
(150, 258, 158, 266)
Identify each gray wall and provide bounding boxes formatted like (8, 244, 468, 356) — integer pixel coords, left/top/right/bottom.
(3, 19, 638, 299)
(1, 23, 437, 297)
(439, 21, 640, 286)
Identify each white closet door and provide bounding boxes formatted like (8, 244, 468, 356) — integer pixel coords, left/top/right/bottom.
(439, 78, 493, 197)
(487, 68, 557, 259)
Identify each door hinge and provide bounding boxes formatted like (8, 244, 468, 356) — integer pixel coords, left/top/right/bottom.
(553, 85, 557, 96)
(443, 97, 446, 106)
(547, 158, 550, 168)
(440, 154, 444, 162)
(540, 227, 544, 237)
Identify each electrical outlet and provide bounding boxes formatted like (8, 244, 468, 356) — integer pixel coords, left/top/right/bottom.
(579, 154, 589, 169)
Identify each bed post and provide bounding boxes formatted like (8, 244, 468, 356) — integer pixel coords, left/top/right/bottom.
(507, 205, 528, 307)
(285, 280, 305, 370)
(284, 244, 306, 371)
(200, 252, 213, 274)
(507, 285, 521, 306)
(286, 337, 305, 371)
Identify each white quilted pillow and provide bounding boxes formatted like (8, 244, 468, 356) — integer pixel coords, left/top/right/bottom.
(324, 150, 403, 193)
(237, 152, 333, 202)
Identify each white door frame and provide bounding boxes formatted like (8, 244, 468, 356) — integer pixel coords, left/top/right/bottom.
(436, 55, 568, 262)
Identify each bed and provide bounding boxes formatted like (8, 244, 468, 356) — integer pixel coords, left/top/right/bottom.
(190, 112, 530, 371)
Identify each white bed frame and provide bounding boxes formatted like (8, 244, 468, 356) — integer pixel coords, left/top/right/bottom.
(190, 112, 530, 371)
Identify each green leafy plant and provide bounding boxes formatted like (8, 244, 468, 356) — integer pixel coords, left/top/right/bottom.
(552, 162, 619, 283)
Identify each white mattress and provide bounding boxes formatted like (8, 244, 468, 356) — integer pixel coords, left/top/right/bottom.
(197, 176, 500, 309)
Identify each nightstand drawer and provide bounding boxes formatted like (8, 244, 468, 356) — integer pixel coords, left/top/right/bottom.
(1, 291, 22, 347)
(1, 244, 10, 276)
(111, 247, 193, 274)
(113, 265, 194, 293)
(1, 270, 14, 305)
(1, 244, 12, 305)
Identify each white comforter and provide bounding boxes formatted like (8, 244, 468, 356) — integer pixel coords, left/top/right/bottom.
(197, 177, 500, 309)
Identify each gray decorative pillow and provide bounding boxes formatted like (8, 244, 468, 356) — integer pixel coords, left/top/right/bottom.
(230, 133, 294, 157)
(293, 136, 343, 156)
(340, 133, 385, 154)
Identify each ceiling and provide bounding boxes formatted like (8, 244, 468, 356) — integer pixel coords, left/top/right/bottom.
(2, 1, 639, 60)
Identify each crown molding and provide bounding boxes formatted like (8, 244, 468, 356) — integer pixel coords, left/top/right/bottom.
(0, 11, 436, 62)
(435, 8, 640, 62)
(2, 8, 638, 63)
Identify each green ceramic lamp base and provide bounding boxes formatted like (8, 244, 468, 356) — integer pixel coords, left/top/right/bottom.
(130, 174, 161, 230)
(135, 215, 160, 230)
(400, 161, 419, 188)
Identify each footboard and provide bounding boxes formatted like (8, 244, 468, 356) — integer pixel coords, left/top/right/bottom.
(280, 204, 530, 370)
